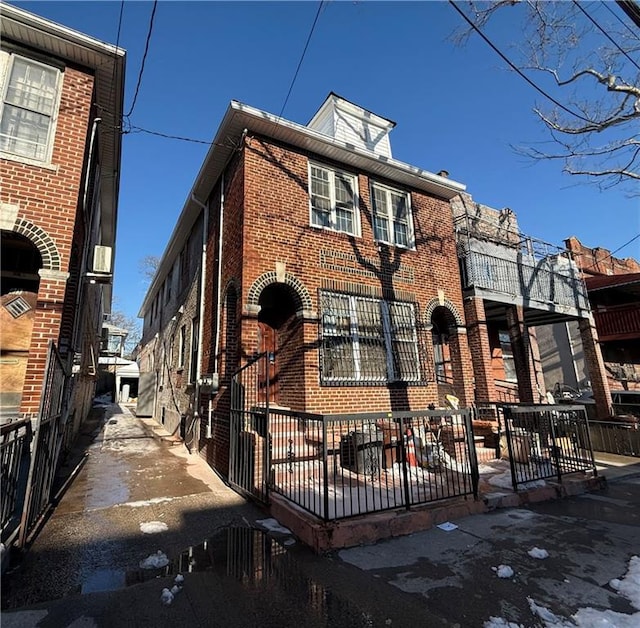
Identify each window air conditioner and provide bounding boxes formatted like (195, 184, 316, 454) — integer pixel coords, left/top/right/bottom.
(93, 245, 112, 274)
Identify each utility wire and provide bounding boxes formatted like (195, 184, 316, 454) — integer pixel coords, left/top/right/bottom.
(600, 0, 640, 39)
(447, 0, 593, 124)
(583, 232, 640, 270)
(575, 1, 640, 71)
(124, 0, 158, 119)
(278, 1, 325, 120)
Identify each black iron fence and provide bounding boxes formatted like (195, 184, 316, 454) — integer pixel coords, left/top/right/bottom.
(1, 418, 32, 545)
(501, 404, 596, 491)
(18, 341, 70, 546)
(270, 408, 479, 521)
(588, 420, 639, 457)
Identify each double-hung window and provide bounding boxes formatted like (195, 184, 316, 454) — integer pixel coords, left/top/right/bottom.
(498, 331, 517, 382)
(0, 53, 60, 162)
(320, 290, 420, 384)
(371, 182, 414, 249)
(309, 163, 359, 236)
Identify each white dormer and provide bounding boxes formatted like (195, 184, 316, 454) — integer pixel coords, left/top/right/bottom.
(307, 93, 395, 159)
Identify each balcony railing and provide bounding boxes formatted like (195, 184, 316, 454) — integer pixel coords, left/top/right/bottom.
(593, 303, 640, 340)
(459, 240, 588, 312)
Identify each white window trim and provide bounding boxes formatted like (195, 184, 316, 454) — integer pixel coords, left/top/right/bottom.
(308, 162, 361, 237)
(0, 52, 62, 165)
(370, 181, 415, 250)
(320, 291, 420, 384)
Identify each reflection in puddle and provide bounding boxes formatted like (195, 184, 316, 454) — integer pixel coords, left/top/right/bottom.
(81, 527, 374, 626)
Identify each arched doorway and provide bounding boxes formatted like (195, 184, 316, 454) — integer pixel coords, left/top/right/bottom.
(257, 283, 299, 405)
(0, 230, 43, 413)
(431, 306, 457, 405)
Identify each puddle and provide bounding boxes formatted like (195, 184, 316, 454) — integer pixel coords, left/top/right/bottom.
(79, 527, 377, 626)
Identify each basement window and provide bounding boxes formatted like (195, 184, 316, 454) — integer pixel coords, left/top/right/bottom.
(4, 295, 31, 318)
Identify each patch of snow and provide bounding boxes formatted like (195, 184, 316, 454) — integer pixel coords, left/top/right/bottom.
(610, 555, 640, 610)
(140, 521, 168, 534)
(486, 557, 640, 627)
(437, 522, 458, 531)
(174, 574, 184, 584)
(256, 518, 292, 535)
(118, 497, 174, 508)
(528, 547, 549, 559)
(484, 618, 524, 628)
(140, 550, 169, 570)
(492, 565, 514, 579)
(160, 588, 174, 605)
(170, 585, 180, 595)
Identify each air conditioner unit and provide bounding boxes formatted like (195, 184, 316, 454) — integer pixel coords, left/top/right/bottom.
(93, 245, 112, 274)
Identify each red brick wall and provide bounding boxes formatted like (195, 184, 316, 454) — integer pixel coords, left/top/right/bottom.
(1, 66, 94, 414)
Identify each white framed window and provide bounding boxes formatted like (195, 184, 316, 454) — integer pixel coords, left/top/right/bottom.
(309, 163, 359, 236)
(320, 290, 421, 384)
(498, 331, 517, 382)
(370, 182, 414, 249)
(0, 53, 61, 162)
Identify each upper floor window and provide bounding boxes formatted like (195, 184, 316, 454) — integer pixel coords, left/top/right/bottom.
(319, 290, 421, 385)
(498, 331, 517, 382)
(309, 163, 359, 236)
(371, 183, 414, 249)
(0, 53, 60, 162)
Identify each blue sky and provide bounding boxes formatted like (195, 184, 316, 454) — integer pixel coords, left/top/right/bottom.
(12, 1, 640, 323)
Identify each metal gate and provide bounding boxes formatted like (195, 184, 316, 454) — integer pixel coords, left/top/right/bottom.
(18, 341, 70, 546)
(228, 353, 270, 504)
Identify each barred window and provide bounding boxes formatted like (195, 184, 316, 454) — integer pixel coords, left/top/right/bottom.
(309, 163, 359, 235)
(320, 291, 420, 384)
(371, 182, 414, 249)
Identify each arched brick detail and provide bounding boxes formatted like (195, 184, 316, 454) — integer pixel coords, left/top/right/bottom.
(424, 298, 464, 328)
(247, 271, 312, 313)
(12, 219, 61, 271)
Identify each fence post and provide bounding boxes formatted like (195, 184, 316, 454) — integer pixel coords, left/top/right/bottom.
(549, 410, 563, 485)
(502, 407, 519, 492)
(399, 417, 412, 510)
(322, 417, 329, 521)
(464, 409, 480, 499)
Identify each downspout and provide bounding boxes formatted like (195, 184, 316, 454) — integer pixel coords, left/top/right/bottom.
(191, 193, 209, 447)
(71, 117, 102, 364)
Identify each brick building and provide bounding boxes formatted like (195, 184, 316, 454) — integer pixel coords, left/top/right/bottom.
(0, 3, 125, 438)
(537, 237, 640, 399)
(137, 94, 480, 474)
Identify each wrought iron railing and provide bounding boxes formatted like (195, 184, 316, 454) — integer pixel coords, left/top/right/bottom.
(1, 418, 32, 543)
(501, 405, 596, 491)
(588, 420, 639, 457)
(269, 408, 479, 521)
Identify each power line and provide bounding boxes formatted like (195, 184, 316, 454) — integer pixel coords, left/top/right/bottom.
(583, 232, 640, 270)
(124, 0, 158, 119)
(278, 1, 325, 120)
(574, 1, 640, 72)
(447, 0, 593, 124)
(600, 0, 640, 39)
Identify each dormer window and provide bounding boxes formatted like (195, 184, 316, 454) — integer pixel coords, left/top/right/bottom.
(309, 163, 359, 236)
(371, 182, 414, 249)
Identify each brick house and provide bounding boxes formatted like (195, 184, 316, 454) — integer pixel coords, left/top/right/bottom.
(0, 3, 125, 437)
(137, 94, 479, 474)
(537, 237, 640, 400)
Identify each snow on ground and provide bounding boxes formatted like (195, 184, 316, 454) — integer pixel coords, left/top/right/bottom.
(528, 547, 549, 559)
(484, 556, 640, 628)
(140, 521, 168, 534)
(256, 518, 292, 535)
(116, 497, 174, 508)
(140, 551, 169, 569)
(492, 565, 515, 579)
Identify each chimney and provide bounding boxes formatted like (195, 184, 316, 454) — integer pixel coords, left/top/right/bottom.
(437, 170, 449, 178)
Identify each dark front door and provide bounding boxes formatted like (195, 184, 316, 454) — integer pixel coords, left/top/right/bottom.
(258, 322, 277, 403)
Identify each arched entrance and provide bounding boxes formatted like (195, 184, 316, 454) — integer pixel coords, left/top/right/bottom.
(0, 230, 43, 413)
(431, 306, 456, 402)
(257, 283, 298, 404)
